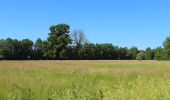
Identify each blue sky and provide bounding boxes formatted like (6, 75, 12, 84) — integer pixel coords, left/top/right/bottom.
(0, 0, 170, 49)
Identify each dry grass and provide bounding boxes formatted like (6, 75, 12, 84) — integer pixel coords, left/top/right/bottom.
(0, 60, 168, 74)
(0, 60, 170, 99)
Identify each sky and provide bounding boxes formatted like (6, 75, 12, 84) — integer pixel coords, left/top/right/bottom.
(0, 0, 170, 50)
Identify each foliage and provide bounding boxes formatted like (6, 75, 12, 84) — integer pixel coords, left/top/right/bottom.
(127, 46, 138, 59)
(20, 39, 34, 59)
(154, 47, 164, 60)
(34, 38, 43, 59)
(136, 52, 145, 60)
(47, 24, 71, 59)
(0, 23, 170, 60)
(118, 47, 128, 60)
(163, 36, 170, 49)
(145, 47, 154, 60)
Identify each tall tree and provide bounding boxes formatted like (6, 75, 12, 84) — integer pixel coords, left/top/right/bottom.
(47, 24, 71, 59)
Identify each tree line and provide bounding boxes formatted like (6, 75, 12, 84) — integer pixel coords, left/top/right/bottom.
(0, 24, 169, 60)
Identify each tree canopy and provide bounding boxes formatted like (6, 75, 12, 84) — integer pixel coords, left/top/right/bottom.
(0, 23, 169, 60)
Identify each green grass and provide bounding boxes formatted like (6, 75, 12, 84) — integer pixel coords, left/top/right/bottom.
(0, 60, 170, 100)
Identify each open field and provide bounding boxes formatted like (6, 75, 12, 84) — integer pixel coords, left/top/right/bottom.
(1, 60, 170, 100)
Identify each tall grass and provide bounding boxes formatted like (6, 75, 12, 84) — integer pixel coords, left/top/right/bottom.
(0, 60, 170, 99)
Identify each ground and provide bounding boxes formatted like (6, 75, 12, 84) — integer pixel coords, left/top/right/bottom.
(0, 60, 170, 100)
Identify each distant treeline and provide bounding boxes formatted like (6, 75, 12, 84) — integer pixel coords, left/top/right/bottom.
(0, 24, 170, 60)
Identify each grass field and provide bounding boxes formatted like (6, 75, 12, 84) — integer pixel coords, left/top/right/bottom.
(0, 60, 170, 100)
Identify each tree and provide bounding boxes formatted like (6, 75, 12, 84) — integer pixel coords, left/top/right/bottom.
(94, 43, 118, 60)
(2, 24, 170, 60)
(0, 38, 22, 59)
(0, 39, 5, 59)
(12, 39, 21, 59)
(34, 38, 44, 59)
(71, 30, 88, 59)
(3, 38, 14, 59)
(20, 39, 34, 59)
(145, 47, 154, 60)
(154, 47, 164, 60)
(72, 30, 87, 46)
(47, 24, 71, 59)
(65, 45, 75, 60)
(163, 36, 170, 49)
(163, 36, 170, 60)
(79, 43, 97, 60)
(127, 46, 138, 59)
(136, 52, 145, 60)
(41, 40, 50, 59)
(163, 48, 170, 60)
(118, 47, 128, 60)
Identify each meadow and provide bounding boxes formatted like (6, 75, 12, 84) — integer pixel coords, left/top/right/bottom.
(0, 60, 170, 100)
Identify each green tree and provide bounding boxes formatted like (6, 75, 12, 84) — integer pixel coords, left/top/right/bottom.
(145, 47, 154, 60)
(163, 36, 170, 60)
(136, 52, 145, 60)
(127, 46, 138, 59)
(95, 43, 118, 60)
(0, 39, 5, 59)
(163, 36, 170, 49)
(4, 38, 13, 59)
(47, 24, 71, 59)
(0, 38, 22, 59)
(20, 39, 34, 59)
(118, 47, 128, 60)
(78, 43, 96, 60)
(11, 39, 21, 59)
(41, 40, 50, 59)
(154, 47, 164, 60)
(163, 48, 170, 60)
(34, 38, 44, 59)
